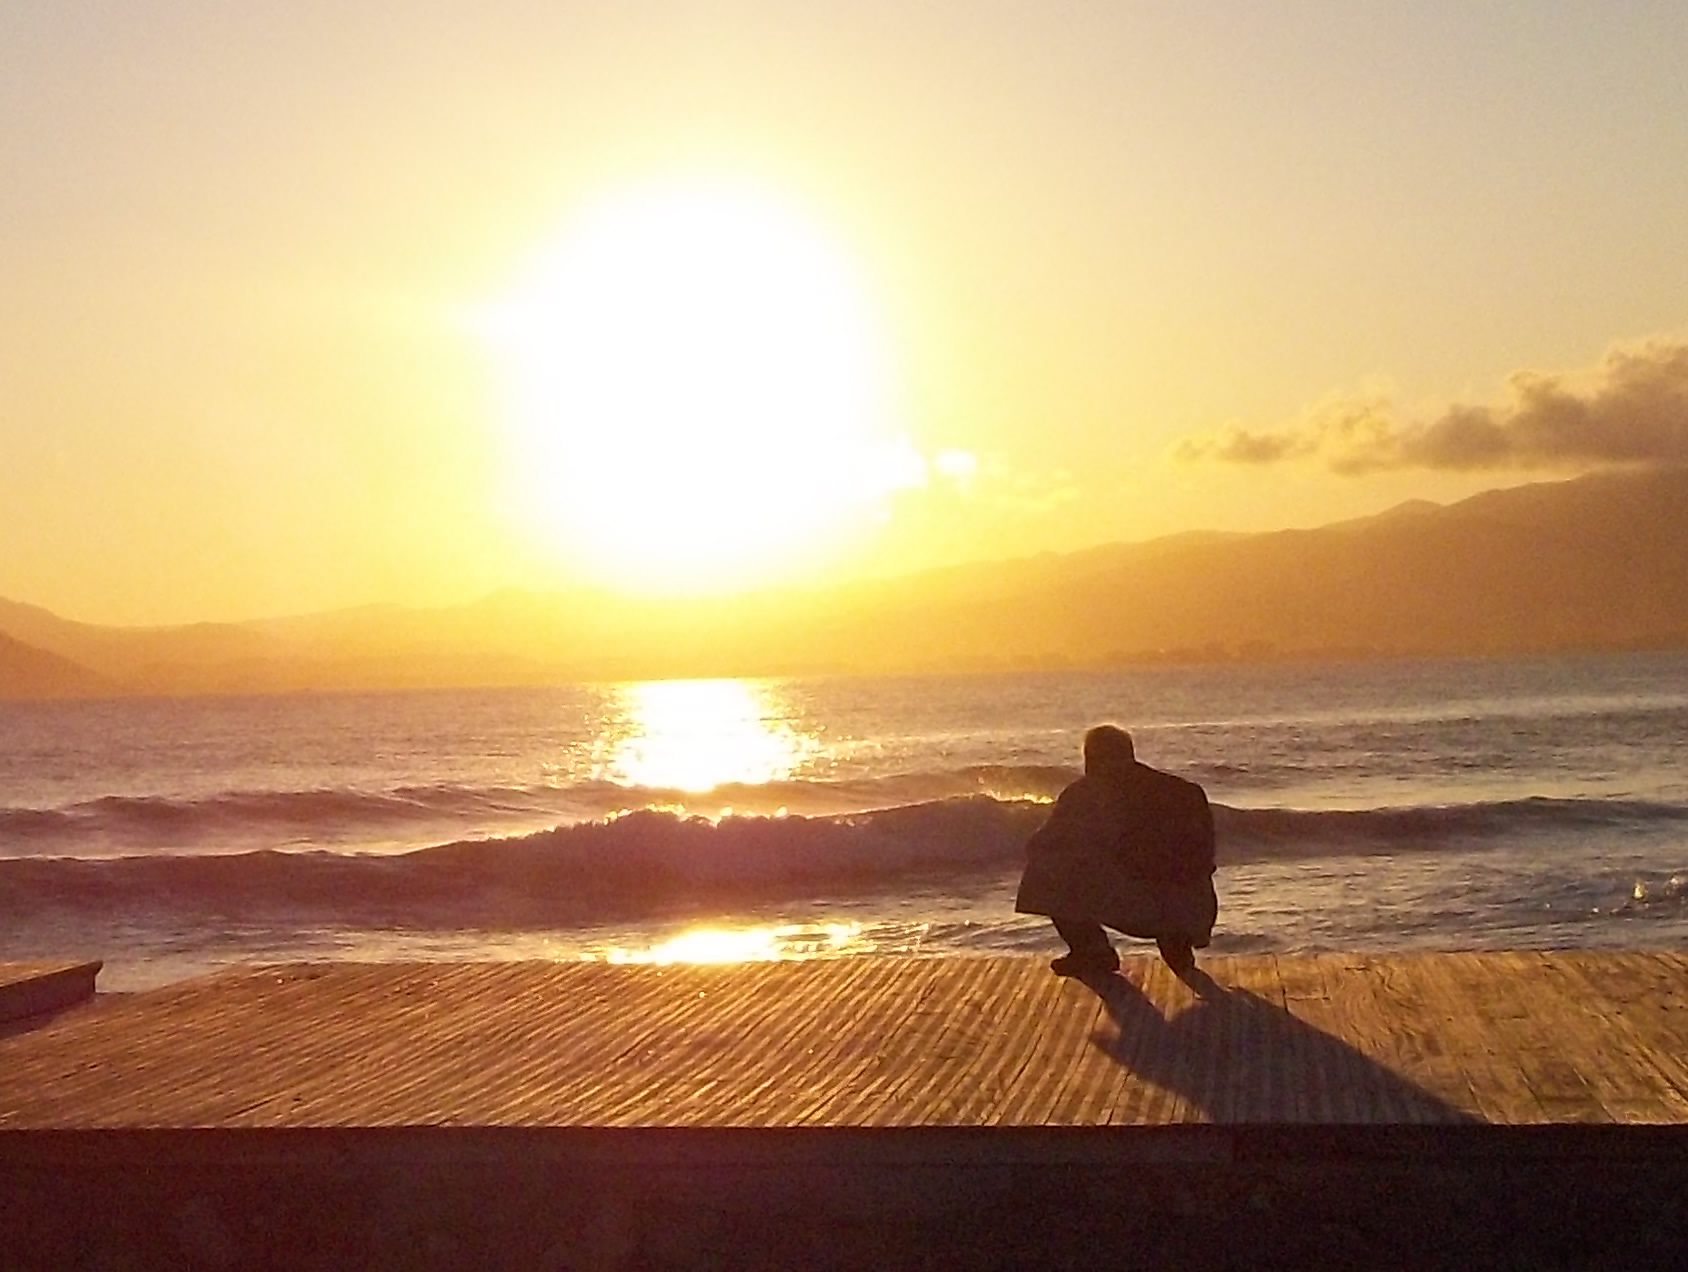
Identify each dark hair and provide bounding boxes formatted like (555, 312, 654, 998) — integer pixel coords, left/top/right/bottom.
(1083, 724, 1135, 773)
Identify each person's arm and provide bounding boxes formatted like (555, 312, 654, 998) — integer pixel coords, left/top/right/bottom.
(1025, 781, 1090, 858)
(1190, 789, 1216, 876)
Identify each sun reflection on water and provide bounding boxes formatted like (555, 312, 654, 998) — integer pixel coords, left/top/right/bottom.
(597, 678, 817, 794)
(599, 921, 865, 964)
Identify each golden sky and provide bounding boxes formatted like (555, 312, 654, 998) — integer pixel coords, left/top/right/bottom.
(5, 3, 1688, 624)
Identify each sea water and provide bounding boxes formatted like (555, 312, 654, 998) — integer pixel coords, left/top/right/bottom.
(2, 652, 1686, 990)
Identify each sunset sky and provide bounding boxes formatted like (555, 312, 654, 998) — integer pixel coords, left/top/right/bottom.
(5, 2, 1688, 625)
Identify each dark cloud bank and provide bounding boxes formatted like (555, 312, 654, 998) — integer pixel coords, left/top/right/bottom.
(1183, 338, 1688, 473)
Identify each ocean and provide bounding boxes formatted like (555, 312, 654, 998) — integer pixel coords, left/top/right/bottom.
(3, 652, 1686, 991)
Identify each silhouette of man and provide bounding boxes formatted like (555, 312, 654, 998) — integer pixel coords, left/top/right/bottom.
(1015, 724, 1218, 976)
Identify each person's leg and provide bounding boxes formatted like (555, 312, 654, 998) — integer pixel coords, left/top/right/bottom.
(1053, 918, 1113, 958)
(1050, 918, 1118, 975)
(1156, 936, 1195, 975)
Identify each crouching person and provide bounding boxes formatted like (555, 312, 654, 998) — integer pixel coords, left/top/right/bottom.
(1015, 724, 1218, 977)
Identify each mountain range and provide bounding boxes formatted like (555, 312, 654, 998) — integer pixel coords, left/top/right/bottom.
(4, 465, 1687, 699)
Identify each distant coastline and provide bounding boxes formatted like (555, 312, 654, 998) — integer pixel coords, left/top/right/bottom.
(6, 466, 1688, 699)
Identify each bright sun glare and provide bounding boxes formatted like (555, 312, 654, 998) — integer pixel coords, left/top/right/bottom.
(601, 921, 864, 965)
(597, 678, 815, 796)
(476, 178, 914, 593)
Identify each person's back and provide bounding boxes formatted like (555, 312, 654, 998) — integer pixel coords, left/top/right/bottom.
(1115, 762, 1216, 882)
(1015, 724, 1217, 976)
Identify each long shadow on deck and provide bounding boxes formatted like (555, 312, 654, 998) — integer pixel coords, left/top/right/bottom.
(1083, 967, 1480, 1125)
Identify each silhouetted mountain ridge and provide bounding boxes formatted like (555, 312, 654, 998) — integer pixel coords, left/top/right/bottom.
(0, 631, 115, 699)
(3, 466, 1686, 696)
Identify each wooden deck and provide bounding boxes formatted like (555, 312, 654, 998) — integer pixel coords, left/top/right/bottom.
(4, 952, 1688, 1269)
(4, 951, 1688, 1131)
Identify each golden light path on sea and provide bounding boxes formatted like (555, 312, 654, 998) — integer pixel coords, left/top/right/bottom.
(600, 921, 866, 965)
(580, 680, 855, 963)
(597, 678, 819, 795)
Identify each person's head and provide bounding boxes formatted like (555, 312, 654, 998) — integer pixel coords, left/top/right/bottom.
(1082, 724, 1135, 776)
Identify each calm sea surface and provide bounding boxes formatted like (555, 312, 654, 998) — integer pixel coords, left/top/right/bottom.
(3, 652, 1686, 989)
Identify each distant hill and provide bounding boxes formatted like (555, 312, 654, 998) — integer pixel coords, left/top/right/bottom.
(4, 465, 1688, 696)
(0, 631, 116, 700)
(752, 465, 1688, 670)
(0, 596, 275, 694)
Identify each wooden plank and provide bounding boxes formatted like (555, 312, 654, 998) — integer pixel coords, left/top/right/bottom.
(990, 957, 1141, 1127)
(1488, 951, 1612, 1124)
(1, 963, 411, 1126)
(1108, 954, 1213, 1122)
(355, 962, 593, 1126)
(1521, 955, 1688, 1124)
(1430, 951, 1611, 1125)
(989, 963, 1113, 1125)
(1654, 950, 1688, 981)
(933, 959, 1067, 1124)
(496, 964, 681, 1124)
(868, 955, 1017, 1126)
(1354, 957, 1454, 1123)
(476, 963, 657, 1124)
(1098, 958, 1198, 1126)
(240, 963, 531, 1127)
(1275, 952, 1347, 1123)
(553, 963, 743, 1123)
(610, 961, 797, 1124)
(335, 962, 628, 1126)
(718, 959, 900, 1125)
(681, 961, 837, 1124)
(596, 963, 786, 1126)
(1539, 952, 1688, 1121)
(1364, 956, 1487, 1122)
(1208, 954, 1294, 1123)
(1418, 952, 1550, 1125)
(1045, 959, 1160, 1126)
(787, 959, 942, 1126)
(1392, 954, 1502, 1124)
(1277, 953, 1406, 1123)
(293, 963, 529, 1126)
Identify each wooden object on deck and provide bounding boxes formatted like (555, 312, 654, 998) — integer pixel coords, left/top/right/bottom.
(0, 960, 101, 1025)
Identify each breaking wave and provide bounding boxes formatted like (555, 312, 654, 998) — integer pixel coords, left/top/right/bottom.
(0, 765, 1079, 855)
(0, 784, 562, 850)
(3, 792, 1685, 929)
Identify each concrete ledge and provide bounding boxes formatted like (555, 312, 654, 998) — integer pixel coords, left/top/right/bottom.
(5, 1126, 1688, 1269)
(5, 1121, 1687, 1169)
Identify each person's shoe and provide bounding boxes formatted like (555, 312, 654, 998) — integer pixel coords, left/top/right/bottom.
(1157, 938, 1196, 976)
(1051, 950, 1119, 978)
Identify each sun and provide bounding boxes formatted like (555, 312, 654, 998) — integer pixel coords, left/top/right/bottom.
(474, 178, 914, 593)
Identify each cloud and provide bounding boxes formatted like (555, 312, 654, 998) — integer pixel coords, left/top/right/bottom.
(1179, 338, 1688, 474)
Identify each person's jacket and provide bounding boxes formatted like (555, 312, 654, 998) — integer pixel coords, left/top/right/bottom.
(1013, 760, 1218, 944)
